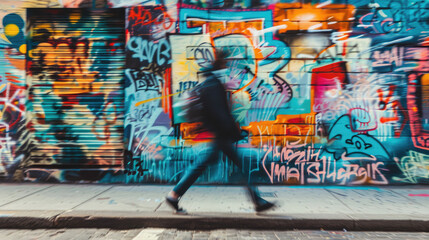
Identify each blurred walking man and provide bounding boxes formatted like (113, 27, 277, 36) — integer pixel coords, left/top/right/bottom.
(166, 51, 275, 214)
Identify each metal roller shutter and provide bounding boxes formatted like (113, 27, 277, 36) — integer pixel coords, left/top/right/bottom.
(26, 8, 125, 171)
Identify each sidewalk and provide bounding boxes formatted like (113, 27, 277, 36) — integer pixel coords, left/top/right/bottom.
(0, 183, 428, 231)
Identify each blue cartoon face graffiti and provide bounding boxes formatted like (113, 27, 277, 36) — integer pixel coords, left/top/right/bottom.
(326, 114, 390, 161)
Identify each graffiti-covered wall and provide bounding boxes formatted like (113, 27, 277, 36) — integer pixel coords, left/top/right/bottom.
(1, 0, 429, 185)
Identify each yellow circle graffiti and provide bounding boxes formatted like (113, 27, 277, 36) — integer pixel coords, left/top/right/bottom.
(4, 24, 19, 37)
(27, 49, 34, 58)
(19, 44, 26, 54)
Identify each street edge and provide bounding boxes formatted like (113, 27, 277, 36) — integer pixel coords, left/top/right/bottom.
(0, 216, 428, 232)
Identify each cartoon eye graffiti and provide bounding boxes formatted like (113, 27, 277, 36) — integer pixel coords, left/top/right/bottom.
(273, 74, 293, 103)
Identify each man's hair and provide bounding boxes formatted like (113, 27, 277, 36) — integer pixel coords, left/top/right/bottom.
(212, 49, 228, 70)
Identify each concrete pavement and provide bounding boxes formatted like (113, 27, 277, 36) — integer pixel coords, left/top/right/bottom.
(0, 183, 428, 231)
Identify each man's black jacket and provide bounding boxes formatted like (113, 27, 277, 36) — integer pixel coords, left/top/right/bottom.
(199, 71, 241, 141)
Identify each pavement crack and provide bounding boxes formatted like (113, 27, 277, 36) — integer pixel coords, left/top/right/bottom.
(387, 188, 427, 207)
(325, 188, 355, 212)
(50, 185, 115, 227)
(153, 199, 164, 212)
(53, 185, 115, 222)
(67, 185, 115, 211)
(0, 184, 55, 208)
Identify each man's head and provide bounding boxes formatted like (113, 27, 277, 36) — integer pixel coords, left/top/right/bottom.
(212, 49, 228, 70)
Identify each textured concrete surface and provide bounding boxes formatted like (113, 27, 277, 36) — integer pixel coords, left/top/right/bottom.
(0, 184, 428, 231)
(2, 228, 429, 240)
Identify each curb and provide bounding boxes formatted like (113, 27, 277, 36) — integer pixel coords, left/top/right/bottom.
(0, 212, 428, 231)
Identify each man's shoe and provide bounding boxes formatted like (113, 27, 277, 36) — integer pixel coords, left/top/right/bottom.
(165, 197, 187, 215)
(255, 200, 276, 212)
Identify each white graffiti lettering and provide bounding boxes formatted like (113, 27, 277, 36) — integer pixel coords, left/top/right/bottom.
(262, 145, 388, 185)
(127, 37, 171, 67)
